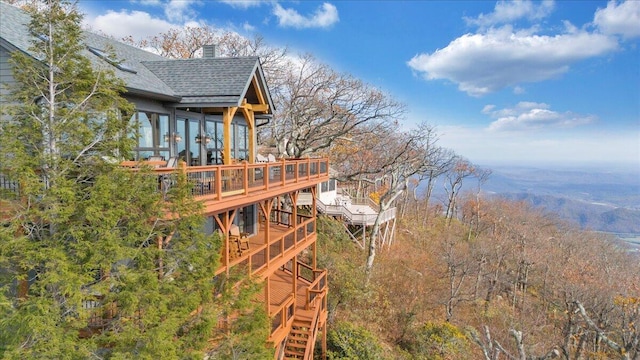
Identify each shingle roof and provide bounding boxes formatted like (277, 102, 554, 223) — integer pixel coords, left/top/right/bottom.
(0, 2, 273, 110)
(0, 2, 177, 100)
(142, 57, 260, 106)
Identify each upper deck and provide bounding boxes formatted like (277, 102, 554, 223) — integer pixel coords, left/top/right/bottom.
(124, 157, 329, 214)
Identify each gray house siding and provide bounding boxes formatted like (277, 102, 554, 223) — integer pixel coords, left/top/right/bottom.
(124, 95, 169, 115)
(0, 44, 16, 104)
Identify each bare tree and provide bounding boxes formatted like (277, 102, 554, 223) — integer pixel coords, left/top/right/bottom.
(334, 123, 442, 275)
(420, 147, 456, 226)
(443, 157, 477, 223)
(272, 54, 405, 158)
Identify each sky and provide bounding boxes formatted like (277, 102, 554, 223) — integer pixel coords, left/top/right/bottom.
(78, 0, 640, 169)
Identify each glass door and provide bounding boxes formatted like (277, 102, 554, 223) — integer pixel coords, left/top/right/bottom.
(176, 117, 202, 166)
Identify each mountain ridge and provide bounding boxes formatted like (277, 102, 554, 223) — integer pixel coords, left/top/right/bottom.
(479, 165, 640, 234)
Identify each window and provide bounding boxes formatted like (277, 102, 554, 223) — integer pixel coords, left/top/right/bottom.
(129, 111, 169, 161)
(320, 179, 335, 193)
(204, 116, 249, 164)
(236, 124, 248, 161)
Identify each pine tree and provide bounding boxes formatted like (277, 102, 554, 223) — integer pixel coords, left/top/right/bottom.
(0, 1, 226, 358)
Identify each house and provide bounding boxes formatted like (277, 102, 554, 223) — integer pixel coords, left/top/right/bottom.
(0, 2, 328, 359)
(298, 173, 397, 248)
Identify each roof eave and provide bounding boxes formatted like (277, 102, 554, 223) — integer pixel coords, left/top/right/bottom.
(125, 87, 181, 102)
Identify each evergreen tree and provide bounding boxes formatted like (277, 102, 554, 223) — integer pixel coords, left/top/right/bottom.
(0, 1, 225, 358)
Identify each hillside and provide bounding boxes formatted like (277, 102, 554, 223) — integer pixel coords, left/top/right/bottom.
(480, 165, 640, 234)
(498, 193, 640, 233)
(318, 196, 640, 360)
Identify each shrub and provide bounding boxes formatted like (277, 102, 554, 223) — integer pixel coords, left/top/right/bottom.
(327, 321, 387, 360)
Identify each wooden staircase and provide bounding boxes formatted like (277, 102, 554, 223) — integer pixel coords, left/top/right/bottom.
(283, 318, 313, 360)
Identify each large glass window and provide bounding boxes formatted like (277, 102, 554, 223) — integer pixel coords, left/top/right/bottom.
(129, 111, 169, 160)
(236, 124, 248, 161)
(204, 116, 249, 164)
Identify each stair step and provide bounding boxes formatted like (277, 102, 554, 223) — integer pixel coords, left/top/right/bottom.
(290, 328, 310, 335)
(292, 321, 312, 326)
(292, 322, 312, 329)
(285, 349, 305, 356)
(289, 336, 309, 342)
(287, 344, 307, 354)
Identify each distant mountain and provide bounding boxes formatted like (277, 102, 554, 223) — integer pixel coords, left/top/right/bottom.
(479, 165, 640, 234)
(497, 193, 640, 233)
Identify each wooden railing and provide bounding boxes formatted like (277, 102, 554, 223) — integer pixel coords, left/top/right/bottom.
(316, 197, 396, 226)
(270, 294, 295, 336)
(145, 158, 329, 200)
(0, 174, 19, 198)
(295, 262, 327, 360)
(296, 262, 327, 311)
(217, 212, 316, 278)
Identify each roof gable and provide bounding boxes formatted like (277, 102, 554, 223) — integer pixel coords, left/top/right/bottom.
(0, 2, 176, 100)
(0, 2, 274, 111)
(142, 57, 260, 106)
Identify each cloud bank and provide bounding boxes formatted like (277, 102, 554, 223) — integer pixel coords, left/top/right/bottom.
(594, 0, 640, 39)
(408, 0, 636, 96)
(464, 0, 554, 27)
(273, 2, 339, 29)
(86, 10, 176, 40)
(483, 102, 597, 132)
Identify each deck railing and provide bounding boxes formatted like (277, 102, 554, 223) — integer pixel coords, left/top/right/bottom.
(316, 197, 396, 226)
(296, 262, 327, 310)
(0, 174, 20, 198)
(217, 212, 316, 278)
(145, 158, 329, 201)
(270, 294, 295, 335)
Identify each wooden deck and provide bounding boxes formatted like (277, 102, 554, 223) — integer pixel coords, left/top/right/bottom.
(217, 215, 317, 279)
(154, 158, 329, 214)
(256, 269, 315, 319)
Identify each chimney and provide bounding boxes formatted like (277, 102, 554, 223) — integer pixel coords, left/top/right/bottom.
(202, 44, 217, 58)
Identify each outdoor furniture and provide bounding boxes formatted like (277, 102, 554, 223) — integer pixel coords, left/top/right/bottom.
(165, 157, 178, 168)
(229, 224, 250, 256)
(256, 154, 268, 163)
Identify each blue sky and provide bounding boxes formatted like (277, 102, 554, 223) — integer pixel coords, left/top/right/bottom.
(79, 0, 639, 169)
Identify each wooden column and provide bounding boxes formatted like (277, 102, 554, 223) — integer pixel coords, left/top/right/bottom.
(214, 210, 237, 275)
(222, 107, 238, 164)
(290, 191, 299, 230)
(259, 199, 273, 270)
(240, 100, 256, 163)
(265, 276, 271, 318)
(292, 256, 297, 315)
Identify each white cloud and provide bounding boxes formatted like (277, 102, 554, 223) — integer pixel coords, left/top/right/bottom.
(436, 125, 639, 166)
(243, 21, 256, 32)
(465, 0, 555, 27)
(86, 10, 176, 40)
(594, 0, 640, 39)
(483, 102, 596, 132)
(164, 0, 199, 22)
(407, 26, 618, 96)
(219, 0, 267, 9)
(273, 2, 339, 29)
(133, 0, 162, 5)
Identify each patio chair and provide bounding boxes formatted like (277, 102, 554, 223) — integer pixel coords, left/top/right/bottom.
(256, 153, 268, 163)
(229, 224, 250, 256)
(165, 157, 178, 168)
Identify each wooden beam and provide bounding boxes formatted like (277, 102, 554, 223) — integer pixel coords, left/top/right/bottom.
(252, 75, 267, 107)
(240, 102, 256, 164)
(242, 103, 269, 113)
(222, 107, 238, 165)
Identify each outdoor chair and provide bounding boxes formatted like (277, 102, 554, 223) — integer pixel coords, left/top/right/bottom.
(256, 154, 268, 163)
(229, 224, 250, 256)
